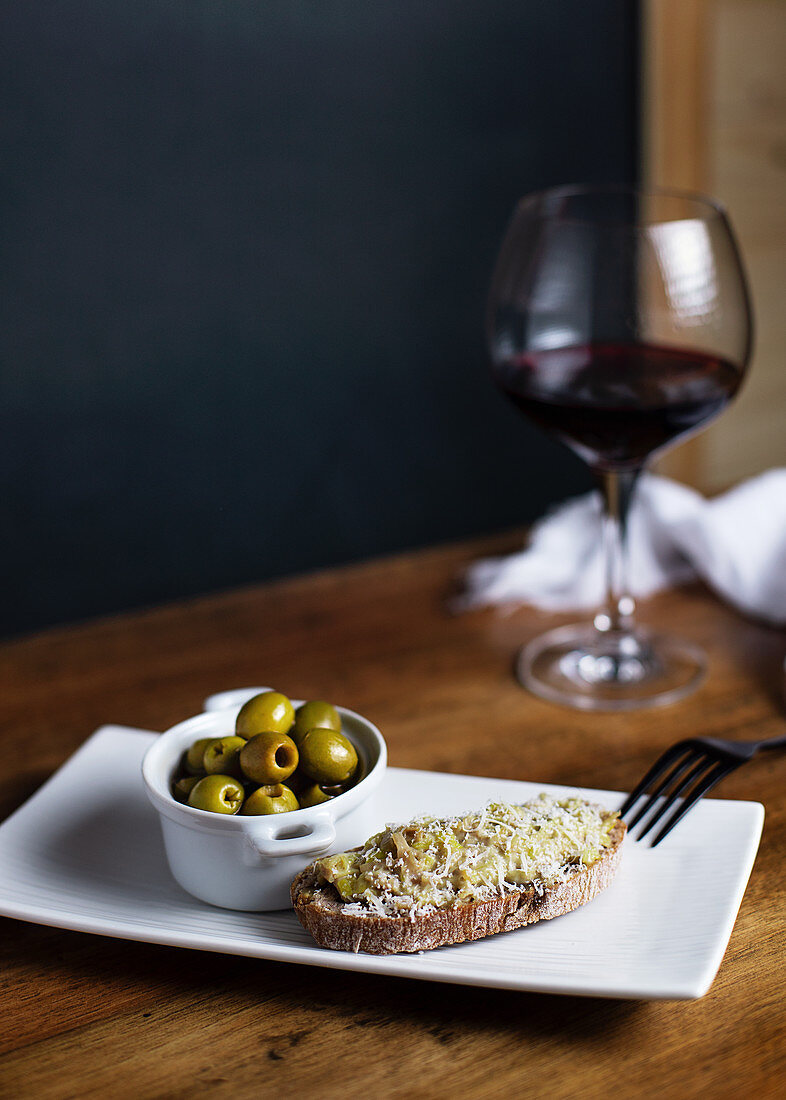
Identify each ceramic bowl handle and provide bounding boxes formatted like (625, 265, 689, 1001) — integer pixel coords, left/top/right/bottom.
(244, 814, 336, 859)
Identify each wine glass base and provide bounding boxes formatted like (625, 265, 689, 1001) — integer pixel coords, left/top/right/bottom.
(517, 623, 706, 711)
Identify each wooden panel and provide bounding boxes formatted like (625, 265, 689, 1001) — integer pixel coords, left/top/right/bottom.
(702, 0, 786, 489)
(643, 0, 708, 486)
(643, 0, 786, 491)
(642, 0, 708, 191)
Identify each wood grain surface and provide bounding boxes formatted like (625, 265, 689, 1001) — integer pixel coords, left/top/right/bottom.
(644, 0, 786, 493)
(1, 531, 784, 1099)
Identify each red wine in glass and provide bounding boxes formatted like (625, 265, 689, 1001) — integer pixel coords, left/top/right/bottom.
(494, 342, 744, 471)
(488, 185, 752, 710)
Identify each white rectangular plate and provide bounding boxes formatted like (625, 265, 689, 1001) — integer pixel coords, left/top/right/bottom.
(0, 726, 764, 999)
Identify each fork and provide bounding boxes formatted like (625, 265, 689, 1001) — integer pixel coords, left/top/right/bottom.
(620, 731, 786, 846)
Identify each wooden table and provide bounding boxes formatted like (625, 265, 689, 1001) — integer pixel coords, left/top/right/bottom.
(1, 532, 784, 1098)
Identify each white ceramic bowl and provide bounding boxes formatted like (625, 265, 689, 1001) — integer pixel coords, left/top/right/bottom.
(142, 691, 386, 911)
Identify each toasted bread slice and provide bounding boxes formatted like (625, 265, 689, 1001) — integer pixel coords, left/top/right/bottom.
(291, 801, 625, 955)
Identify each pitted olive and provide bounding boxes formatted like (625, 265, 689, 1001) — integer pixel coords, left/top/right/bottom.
(172, 775, 200, 803)
(239, 731, 299, 784)
(241, 784, 299, 815)
(298, 728, 358, 785)
(187, 774, 244, 814)
(292, 700, 341, 745)
(185, 737, 213, 776)
(203, 735, 246, 778)
(298, 783, 334, 808)
(235, 691, 295, 737)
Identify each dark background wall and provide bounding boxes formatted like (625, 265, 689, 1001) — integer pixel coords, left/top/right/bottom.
(0, 1, 639, 638)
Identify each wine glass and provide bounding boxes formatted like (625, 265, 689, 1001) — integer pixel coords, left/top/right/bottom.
(487, 185, 752, 710)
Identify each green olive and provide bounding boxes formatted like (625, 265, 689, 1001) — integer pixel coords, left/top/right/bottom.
(241, 783, 299, 815)
(172, 775, 200, 803)
(185, 737, 214, 776)
(292, 700, 341, 745)
(239, 731, 299, 784)
(298, 783, 334, 808)
(235, 691, 295, 737)
(187, 774, 244, 814)
(203, 735, 246, 778)
(298, 728, 358, 785)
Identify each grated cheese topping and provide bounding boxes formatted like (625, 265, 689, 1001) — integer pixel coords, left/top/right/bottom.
(314, 794, 619, 917)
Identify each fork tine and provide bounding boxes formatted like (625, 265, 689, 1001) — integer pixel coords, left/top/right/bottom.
(650, 761, 739, 847)
(635, 754, 715, 840)
(625, 748, 703, 829)
(618, 742, 695, 818)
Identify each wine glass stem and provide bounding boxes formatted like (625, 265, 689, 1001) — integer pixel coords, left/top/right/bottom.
(594, 468, 640, 634)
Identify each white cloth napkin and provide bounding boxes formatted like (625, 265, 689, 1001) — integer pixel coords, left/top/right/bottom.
(458, 470, 786, 627)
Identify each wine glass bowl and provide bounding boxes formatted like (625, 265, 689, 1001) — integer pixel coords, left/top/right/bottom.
(488, 185, 752, 710)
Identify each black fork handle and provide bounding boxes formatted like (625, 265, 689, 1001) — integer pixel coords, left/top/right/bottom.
(700, 731, 786, 758)
(756, 732, 786, 751)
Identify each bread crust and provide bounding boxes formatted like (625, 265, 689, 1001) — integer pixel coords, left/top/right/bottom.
(291, 819, 626, 955)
